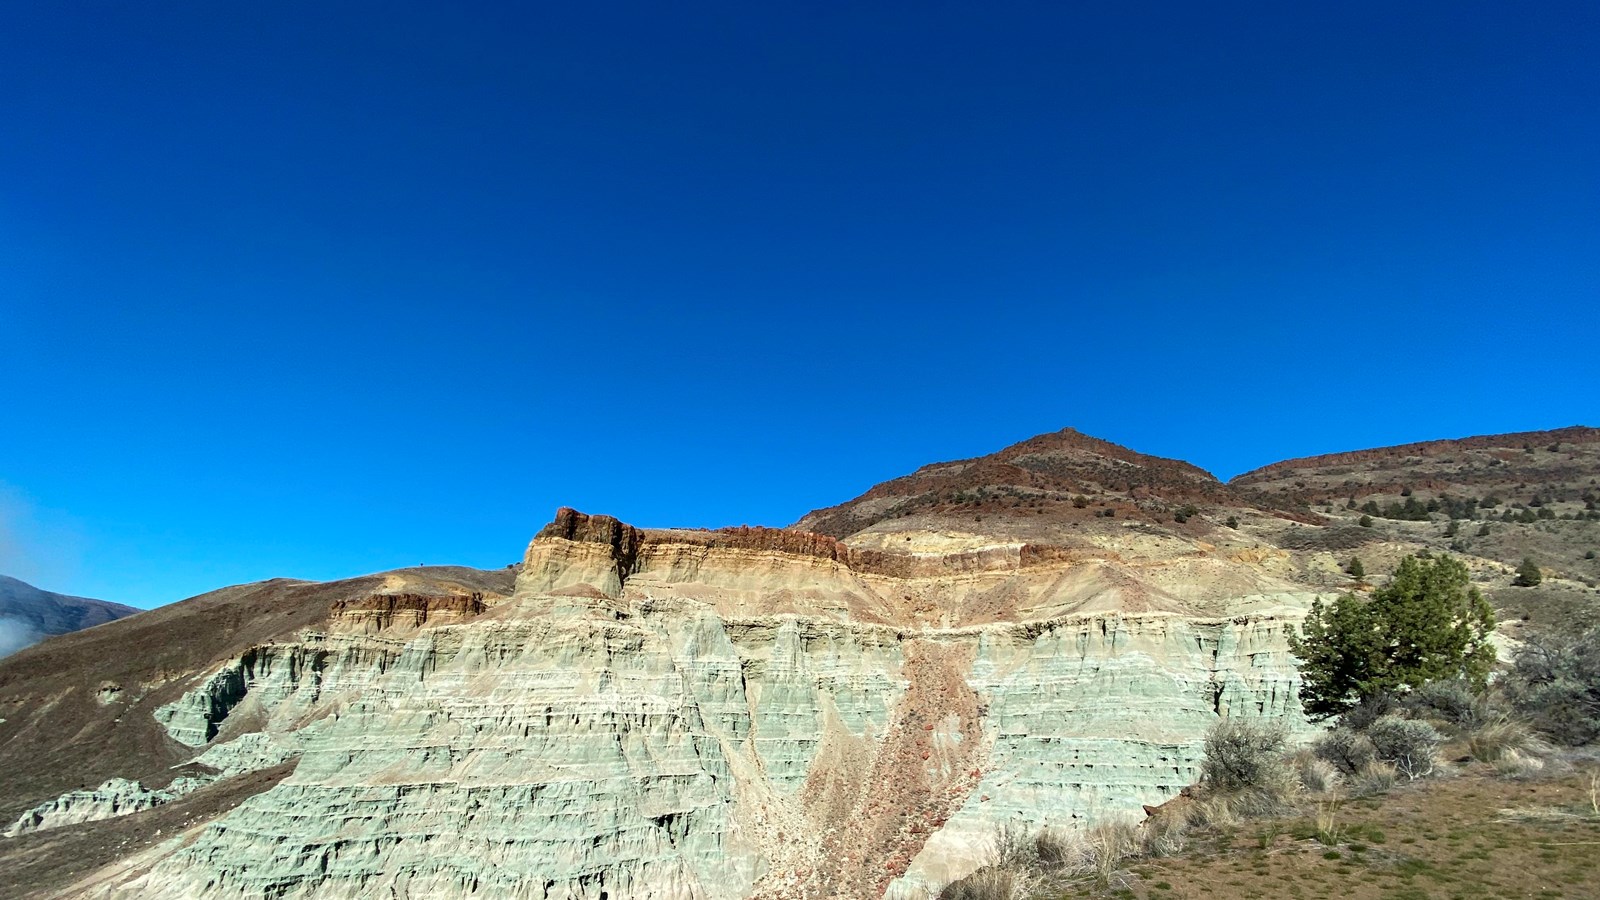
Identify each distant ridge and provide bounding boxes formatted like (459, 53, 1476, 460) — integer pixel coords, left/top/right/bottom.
(0, 575, 139, 657)
(1231, 425, 1599, 481)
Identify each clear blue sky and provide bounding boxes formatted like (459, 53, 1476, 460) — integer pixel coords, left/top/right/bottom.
(2, 2, 1595, 608)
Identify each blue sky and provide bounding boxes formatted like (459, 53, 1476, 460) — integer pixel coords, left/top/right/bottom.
(2, 2, 1596, 608)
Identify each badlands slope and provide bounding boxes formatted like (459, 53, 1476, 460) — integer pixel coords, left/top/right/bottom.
(0, 426, 1595, 899)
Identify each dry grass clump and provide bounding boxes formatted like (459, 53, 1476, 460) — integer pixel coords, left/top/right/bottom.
(935, 865, 1028, 900)
(942, 817, 1146, 897)
(1294, 751, 1343, 795)
(1351, 760, 1398, 796)
(1467, 719, 1535, 763)
(1493, 748, 1546, 778)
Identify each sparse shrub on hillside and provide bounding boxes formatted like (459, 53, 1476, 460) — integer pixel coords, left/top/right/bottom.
(1478, 523, 1492, 536)
(1515, 556, 1543, 587)
(1358, 514, 1374, 528)
(1402, 679, 1484, 729)
(1508, 622, 1600, 746)
(1346, 557, 1365, 579)
(1314, 728, 1377, 776)
(1201, 718, 1290, 793)
(1226, 516, 1239, 529)
(1367, 716, 1442, 780)
(1340, 694, 1397, 732)
(1587, 550, 1596, 560)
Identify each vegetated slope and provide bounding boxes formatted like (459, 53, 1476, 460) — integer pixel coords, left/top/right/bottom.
(1232, 425, 1600, 509)
(1232, 425, 1600, 626)
(795, 427, 1310, 540)
(0, 576, 139, 657)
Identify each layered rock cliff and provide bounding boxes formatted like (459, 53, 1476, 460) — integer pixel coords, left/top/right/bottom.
(5, 425, 1588, 899)
(16, 507, 1316, 900)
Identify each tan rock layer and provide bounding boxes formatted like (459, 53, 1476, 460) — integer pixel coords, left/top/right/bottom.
(328, 593, 488, 633)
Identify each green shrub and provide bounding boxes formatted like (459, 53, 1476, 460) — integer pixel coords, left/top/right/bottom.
(1403, 679, 1483, 729)
(1201, 718, 1290, 792)
(1314, 728, 1376, 776)
(1515, 557, 1543, 587)
(1367, 716, 1442, 780)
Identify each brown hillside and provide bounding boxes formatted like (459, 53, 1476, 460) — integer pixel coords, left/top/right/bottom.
(1231, 425, 1600, 507)
(795, 427, 1301, 539)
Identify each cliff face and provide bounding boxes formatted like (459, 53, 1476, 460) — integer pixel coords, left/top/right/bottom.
(9, 424, 1588, 899)
(25, 510, 1315, 900)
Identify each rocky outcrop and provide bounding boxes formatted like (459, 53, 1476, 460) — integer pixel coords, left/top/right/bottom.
(520, 508, 645, 598)
(329, 592, 488, 633)
(76, 547, 1312, 898)
(5, 779, 173, 837)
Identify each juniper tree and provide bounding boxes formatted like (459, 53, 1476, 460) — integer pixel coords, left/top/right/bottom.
(1515, 556, 1543, 587)
(1289, 553, 1496, 720)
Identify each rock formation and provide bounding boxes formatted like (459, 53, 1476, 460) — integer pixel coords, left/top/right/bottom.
(0, 425, 1594, 899)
